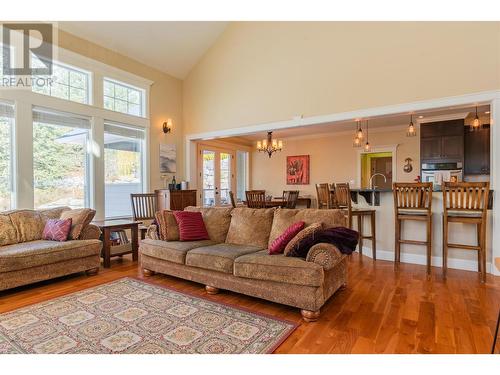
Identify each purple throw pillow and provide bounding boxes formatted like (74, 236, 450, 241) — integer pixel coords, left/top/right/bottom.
(42, 218, 73, 242)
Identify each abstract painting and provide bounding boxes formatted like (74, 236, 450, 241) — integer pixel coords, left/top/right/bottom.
(286, 155, 310, 185)
(159, 144, 176, 173)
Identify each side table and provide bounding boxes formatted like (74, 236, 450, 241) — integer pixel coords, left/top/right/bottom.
(92, 220, 140, 268)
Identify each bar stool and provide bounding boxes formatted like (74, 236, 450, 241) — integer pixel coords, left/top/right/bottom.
(393, 182, 433, 274)
(442, 181, 489, 283)
(316, 183, 334, 209)
(335, 183, 377, 260)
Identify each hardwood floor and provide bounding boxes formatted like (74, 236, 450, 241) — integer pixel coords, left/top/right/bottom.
(0, 253, 499, 354)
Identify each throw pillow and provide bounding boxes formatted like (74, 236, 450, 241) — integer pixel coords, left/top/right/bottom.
(60, 208, 96, 240)
(284, 222, 323, 257)
(42, 218, 73, 242)
(173, 211, 210, 241)
(268, 221, 305, 255)
(155, 210, 180, 241)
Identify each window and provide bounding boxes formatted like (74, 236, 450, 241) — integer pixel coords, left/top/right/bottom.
(103, 78, 144, 117)
(0, 103, 14, 210)
(236, 151, 248, 202)
(33, 108, 90, 209)
(32, 56, 90, 104)
(104, 122, 145, 218)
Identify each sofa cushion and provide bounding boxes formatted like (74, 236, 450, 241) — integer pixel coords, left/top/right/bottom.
(0, 239, 101, 272)
(284, 223, 323, 257)
(185, 206, 233, 243)
(173, 211, 210, 241)
(268, 221, 305, 255)
(60, 208, 96, 240)
(225, 207, 275, 248)
(185, 243, 263, 274)
(42, 218, 73, 242)
(140, 239, 215, 264)
(268, 208, 348, 247)
(234, 250, 324, 287)
(0, 213, 18, 246)
(155, 210, 180, 241)
(8, 210, 45, 243)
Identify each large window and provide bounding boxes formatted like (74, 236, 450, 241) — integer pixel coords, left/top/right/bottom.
(103, 78, 144, 117)
(0, 103, 14, 211)
(32, 56, 90, 104)
(104, 122, 145, 218)
(33, 108, 90, 209)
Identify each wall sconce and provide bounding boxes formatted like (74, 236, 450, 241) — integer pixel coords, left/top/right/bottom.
(163, 119, 173, 134)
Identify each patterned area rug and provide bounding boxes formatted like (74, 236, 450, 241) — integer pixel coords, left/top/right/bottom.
(0, 278, 297, 354)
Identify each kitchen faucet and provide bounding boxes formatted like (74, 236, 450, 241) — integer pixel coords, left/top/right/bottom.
(369, 173, 387, 190)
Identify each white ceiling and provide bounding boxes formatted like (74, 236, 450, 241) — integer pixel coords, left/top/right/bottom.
(58, 21, 228, 79)
(221, 104, 491, 146)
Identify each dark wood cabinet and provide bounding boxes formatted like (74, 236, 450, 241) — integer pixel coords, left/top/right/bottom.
(155, 189, 197, 211)
(464, 125, 490, 175)
(420, 120, 464, 163)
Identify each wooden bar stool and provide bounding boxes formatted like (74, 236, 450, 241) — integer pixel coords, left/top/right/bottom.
(442, 181, 489, 283)
(393, 183, 433, 274)
(316, 183, 334, 209)
(335, 183, 377, 260)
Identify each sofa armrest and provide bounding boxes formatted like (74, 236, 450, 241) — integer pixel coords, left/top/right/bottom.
(146, 224, 160, 240)
(306, 243, 345, 270)
(79, 224, 101, 240)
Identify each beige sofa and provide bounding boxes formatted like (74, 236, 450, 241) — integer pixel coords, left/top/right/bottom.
(0, 207, 102, 291)
(140, 207, 350, 322)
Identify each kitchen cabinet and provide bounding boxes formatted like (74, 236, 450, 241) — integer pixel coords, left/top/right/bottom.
(464, 125, 490, 175)
(420, 120, 464, 163)
(155, 189, 197, 210)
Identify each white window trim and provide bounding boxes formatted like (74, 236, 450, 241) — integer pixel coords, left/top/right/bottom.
(103, 77, 147, 118)
(0, 43, 153, 220)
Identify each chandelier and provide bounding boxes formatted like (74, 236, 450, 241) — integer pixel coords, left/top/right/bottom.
(257, 131, 283, 158)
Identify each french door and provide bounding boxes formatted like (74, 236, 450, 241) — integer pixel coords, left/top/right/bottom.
(198, 145, 235, 206)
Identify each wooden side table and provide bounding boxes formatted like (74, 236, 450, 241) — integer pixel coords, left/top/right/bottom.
(93, 220, 139, 268)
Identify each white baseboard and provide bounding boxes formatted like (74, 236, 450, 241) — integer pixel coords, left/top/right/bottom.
(360, 246, 492, 274)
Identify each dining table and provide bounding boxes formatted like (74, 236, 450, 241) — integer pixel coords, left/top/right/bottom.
(242, 197, 312, 208)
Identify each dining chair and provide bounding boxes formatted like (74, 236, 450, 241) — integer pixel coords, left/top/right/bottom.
(316, 183, 333, 209)
(228, 191, 237, 208)
(442, 181, 490, 282)
(335, 182, 377, 260)
(245, 190, 266, 208)
(393, 182, 433, 274)
(282, 190, 300, 209)
(130, 193, 158, 239)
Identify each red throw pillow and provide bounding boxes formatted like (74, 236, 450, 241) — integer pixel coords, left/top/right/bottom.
(42, 218, 73, 242)
(173, 211, 210, 241)
(268, 221, 305, 255)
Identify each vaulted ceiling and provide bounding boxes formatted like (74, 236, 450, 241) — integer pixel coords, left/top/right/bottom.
(58, 21, 228, 79)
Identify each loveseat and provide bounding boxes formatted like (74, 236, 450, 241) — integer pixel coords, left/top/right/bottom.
(140, 207, 350, 322)
(0, 207, 102, 291)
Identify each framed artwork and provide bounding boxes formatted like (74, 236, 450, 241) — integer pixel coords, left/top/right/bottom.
(159, 144, 176, 173)
(286, 155, 310, 185)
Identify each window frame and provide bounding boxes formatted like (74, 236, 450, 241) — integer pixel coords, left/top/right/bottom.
(103, 77, 146, 118)
(31, 58, 93, 105)
(0, 102, 15, 210)
(103, 121, 147, 219)
(0, 42, 152, 218)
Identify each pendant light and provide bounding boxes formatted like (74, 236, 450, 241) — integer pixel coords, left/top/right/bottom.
(471, 106, 482, 131)
(406, 114, 417, 137)
(256, 131, 283, 158)
(356, 120, 364, 140)
(353, 120, 362, 147)
(364, 120, 371, 152)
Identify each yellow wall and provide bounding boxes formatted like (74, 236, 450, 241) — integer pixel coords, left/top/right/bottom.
(184, 22, 500, 135)
(57, 29, 184, 190)
(251, 125, 420, 199)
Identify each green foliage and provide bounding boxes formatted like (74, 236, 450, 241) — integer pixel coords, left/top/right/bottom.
(33, 123, 85, 190)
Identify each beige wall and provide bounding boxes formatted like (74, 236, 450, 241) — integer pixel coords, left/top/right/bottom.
(184, 22, 500, 135)
(251, 126, 420, 198)
(57, 30, 184, 190)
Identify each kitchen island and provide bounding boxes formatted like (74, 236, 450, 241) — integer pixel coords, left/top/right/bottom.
(352, 188, 494, 273)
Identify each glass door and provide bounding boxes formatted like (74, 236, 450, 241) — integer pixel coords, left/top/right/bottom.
(199, 146, 235, 206)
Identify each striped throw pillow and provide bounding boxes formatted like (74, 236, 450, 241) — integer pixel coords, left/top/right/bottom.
(173, 211, 210, 241)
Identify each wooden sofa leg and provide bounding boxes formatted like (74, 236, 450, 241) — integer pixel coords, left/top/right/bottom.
(205, 285, 220, 295)
(301, 309, 321, 322)
(143, 269, 155, 277)
(86, 267, 99, 276)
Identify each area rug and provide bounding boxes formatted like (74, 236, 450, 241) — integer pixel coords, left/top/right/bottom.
(0, 278, 297, 354)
